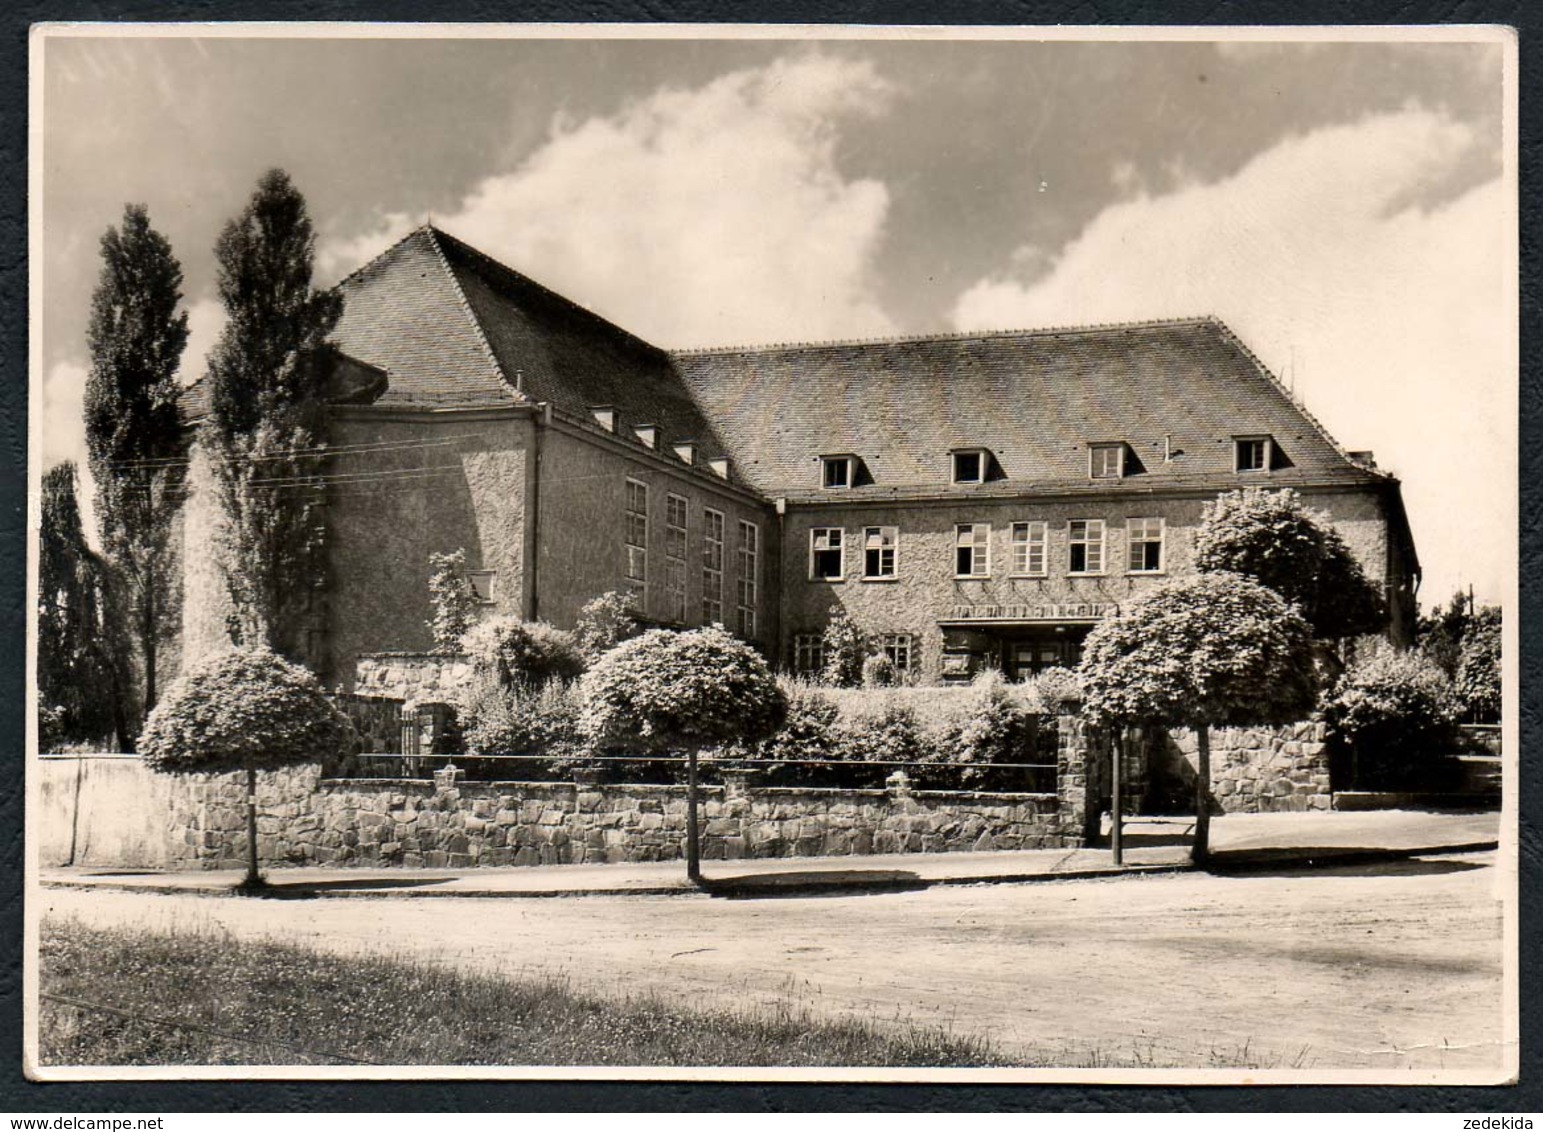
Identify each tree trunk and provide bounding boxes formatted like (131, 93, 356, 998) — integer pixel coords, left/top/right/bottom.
(685, 747, 702, 883)
(142, 579, 157, 714)
(1193, 726, 1211, 864)
(243, 766, 264, 889)
(1111, 729, 1124, 866)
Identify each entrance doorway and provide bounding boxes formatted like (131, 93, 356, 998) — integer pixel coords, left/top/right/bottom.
(1003, 633, 1084, 681)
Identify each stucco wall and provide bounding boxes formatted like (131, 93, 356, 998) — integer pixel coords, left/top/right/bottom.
(780, 484, 1397, 681)
(37, 756, 201, 868)
(534, 421, 779, 650)
(324, 412, 532, 688)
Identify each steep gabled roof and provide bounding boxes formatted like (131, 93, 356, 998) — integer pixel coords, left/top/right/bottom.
(329, 226, 520, 408)
(669, 318, 1381, 499)
(431, 230, 724, 451)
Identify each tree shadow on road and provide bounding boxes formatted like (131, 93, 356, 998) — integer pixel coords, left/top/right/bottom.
(700, 868, 928, 899)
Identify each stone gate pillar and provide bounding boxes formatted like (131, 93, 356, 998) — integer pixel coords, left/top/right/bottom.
(1055, 701, 1101, 848)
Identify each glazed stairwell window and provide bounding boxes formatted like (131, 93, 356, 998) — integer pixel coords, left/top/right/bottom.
(737, 520, 759, 637)
(863, 526, 898, 579)
(955, 523, 990, 577)
(1068, 519, 1105, 575)
(624, 478, 649, 604)
(811, 528, 845, 580)
(702, 508, 725, 625)
(665, 494, 688, 623)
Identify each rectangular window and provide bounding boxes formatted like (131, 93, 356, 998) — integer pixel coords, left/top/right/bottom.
(737, 520, 759, 637)
(811, 527, 845, 580)
(879, 633, 914, 673)
(863, 526, 898, 579)
(955, 523, 990, 577)
(822, 456, 853, 489)
(1010, 521, 1047, 576)
(1235, 436, 1270, 473)
(665, 494, 688, 561)
(793, 633, 825, 677)
(624, 478, 649, 602)
(467, 570, 496, 604)
(1068, 519, 1105, 575)
(1090, 444, 1125, 479)
(702, 508, 725, 624)
(665, 558, 687, 623)
(952, 450, 985, 484)
(1127, 517, 1164, 573)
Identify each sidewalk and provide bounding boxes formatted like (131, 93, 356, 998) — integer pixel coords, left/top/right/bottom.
(38, 808, 1500, 900)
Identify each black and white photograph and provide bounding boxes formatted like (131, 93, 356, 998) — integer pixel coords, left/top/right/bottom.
(26, 23, 1517, 1085)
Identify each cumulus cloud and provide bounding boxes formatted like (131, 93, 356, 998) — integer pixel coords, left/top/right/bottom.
(320, 53, 898, 348)
(180, 296, 225, 386)
(953, 110, 1511, 605)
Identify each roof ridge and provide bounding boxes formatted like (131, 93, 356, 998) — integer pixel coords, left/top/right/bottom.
(330, 223, 435, 292)
(1206, 317, 1362, 468)
(429, 225, 667, 360)
(420, 227, 529, 405)
(666, 315, 1218, 358)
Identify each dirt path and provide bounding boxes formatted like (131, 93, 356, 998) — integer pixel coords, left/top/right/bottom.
(38, 852, 1507, 1071)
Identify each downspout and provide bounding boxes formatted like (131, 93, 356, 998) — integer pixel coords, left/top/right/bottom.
(775, 498, 788, 670)
(528, 403, 550, 622)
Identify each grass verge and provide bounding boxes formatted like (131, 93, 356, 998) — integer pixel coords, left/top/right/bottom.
(39, 918, 1010, 1067)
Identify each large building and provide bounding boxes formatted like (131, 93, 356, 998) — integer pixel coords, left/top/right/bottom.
(181, 225, 1420, 687)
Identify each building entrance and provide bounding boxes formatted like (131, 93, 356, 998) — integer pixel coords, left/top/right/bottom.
(1004, 634, 1084, 681)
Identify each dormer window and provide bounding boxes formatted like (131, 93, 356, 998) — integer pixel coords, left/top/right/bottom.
(1234, 435, 1272, 473)
(673, 442, 697, 465)
(590, 406, 616, 433)
(634, 424, 659, 450)
(951, 449, 987, 485)
(708, 457, 731, 480)
(1090, 443, 1126, 479)
(822, 454, 857, 490)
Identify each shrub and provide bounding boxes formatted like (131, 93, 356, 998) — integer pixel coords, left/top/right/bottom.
(427, 549, 478, 653)
(460, 616, 585, 690)
(575, 590, 646, 660)
(458, 675, 584, 777)
(139, 647, 351, 774)
(821, 613, 865, 688)
(1321, 647, 1460, 789)
(1194, 488, 1384, 639)
(758, 682, 845, 785)
(1023, 666, 1082, 712)
(862, 653, 898, 688)
(1453, 613, 1501, 723)
(919, 670, 1035, 791)
(835, 696, 923, 788)
(579, 625, 786, 756)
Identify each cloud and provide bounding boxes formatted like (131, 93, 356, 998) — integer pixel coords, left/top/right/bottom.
(320, 53, 898, 348)
(952, 109, 1511, 606)
(180, 297, 225, 386)
(39, 359, 99, 544)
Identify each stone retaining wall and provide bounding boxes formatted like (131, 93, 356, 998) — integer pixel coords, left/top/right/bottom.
(1157, 722, 1331, 813)
(39, 757, 1076, 871)
(353, 652, 471, 703)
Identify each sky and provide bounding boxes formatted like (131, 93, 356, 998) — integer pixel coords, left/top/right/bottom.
(35, 29, 1513, 609)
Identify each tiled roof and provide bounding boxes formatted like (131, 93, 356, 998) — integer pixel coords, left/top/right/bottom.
(432, 230, 724, 451)
(669, 319, 1380, 498)
(329, 227, 520, 409)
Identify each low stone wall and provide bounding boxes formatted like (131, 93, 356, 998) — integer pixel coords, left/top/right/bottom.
(1157, 722, 1331, 813)
(353, 652, 471, 702)
(38, 758, 1072, 870)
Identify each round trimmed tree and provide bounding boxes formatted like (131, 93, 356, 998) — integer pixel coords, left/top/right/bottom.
(1078, 572, 1318, 862)
(139, 647, 351, 889)
(580, 625, 785, 879)
(1194, 487, 1385, 641)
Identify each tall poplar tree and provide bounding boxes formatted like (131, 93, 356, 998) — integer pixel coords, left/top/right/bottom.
(203, 169, 342, 656)
(84, 204, 191, 716)
(38, 462, 130, 749)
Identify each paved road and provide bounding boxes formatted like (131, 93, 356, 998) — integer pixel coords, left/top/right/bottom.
(39, 850, 1508, 1073)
